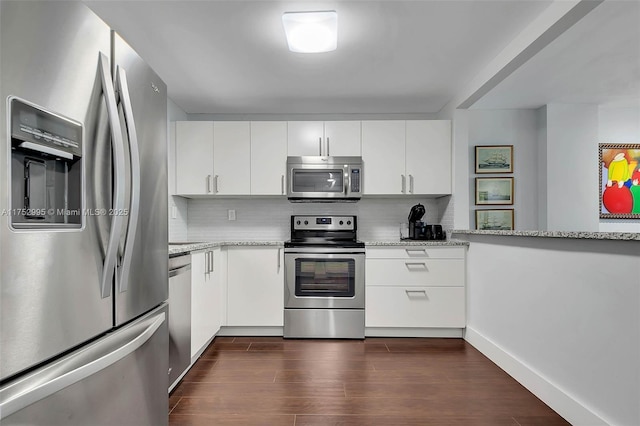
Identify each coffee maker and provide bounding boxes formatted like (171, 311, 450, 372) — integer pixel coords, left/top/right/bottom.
(408, 204, 428, 240)
(407, 203, 445, 240)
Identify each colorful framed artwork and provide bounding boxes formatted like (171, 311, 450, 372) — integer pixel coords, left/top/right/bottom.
(475, 177, 514, 205)
(475, 145, 514, 174)
(475, 209, 514, 230)
(599, 143, 640, 219)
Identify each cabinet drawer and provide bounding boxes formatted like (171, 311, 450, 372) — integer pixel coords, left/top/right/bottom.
(366, 246, 465, 259)
(365, 287, 465, 328)
(366, 258, 464, 286)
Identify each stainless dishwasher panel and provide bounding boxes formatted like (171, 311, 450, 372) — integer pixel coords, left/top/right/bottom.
(168, 254, 191, 390)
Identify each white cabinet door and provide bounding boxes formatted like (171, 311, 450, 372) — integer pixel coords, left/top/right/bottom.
(287, 121, 324, 156)
(226, 247, 284, 327)
(324, 121, 361, 156)
(191, 248, 222, 358)
(251, 121, 287, 195)
(361, 120, 406, 195)
(366, 287, 465, 328)
(213, 122, 250, 195)
(176, 121, 213, 195)
(190, 251, 207, 357)
(406, 120, 451, 195)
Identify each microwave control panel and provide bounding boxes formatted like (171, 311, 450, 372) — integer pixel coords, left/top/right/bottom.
(350, 168, 361, 193)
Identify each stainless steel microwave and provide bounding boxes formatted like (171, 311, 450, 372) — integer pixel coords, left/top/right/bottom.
(286, 156, 363, 201)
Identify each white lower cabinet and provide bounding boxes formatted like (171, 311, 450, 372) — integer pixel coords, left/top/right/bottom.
(366, 287, 464, 328)
(190, 248, 222, 358)
(365, 246, 466, 329)
(226, 246, 284, 327)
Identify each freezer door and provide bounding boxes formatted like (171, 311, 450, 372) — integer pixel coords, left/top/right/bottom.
(0, 1, 114, 381)
(0, 304, 169, 426)
(113, 34, 169, 326)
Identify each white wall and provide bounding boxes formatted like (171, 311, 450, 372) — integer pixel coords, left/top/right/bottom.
(598, 105, 640, 232)
(468, 109, 539, 230)
(186, 197, 450, 242)
(167, 98, 188, 241)
(545, 103, 599, 231)
(463, 235, 640, 426)
(452, 109, 470, 229)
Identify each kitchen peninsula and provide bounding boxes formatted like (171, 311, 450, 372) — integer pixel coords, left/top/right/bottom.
(451, 230, 640, 426)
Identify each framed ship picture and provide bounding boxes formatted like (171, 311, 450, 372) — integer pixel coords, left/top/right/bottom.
(475, 209, 514, 230)
(475, 145, 513, 173)
(475, 177, 514, 205)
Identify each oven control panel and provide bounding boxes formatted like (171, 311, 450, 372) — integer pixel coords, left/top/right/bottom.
(292, 215, 356, 231)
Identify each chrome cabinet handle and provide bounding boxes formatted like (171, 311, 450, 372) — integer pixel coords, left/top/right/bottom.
(405, 262, 427, 269)
(401, 174, 406, 194)
(214, 175, 219, 194)
(206, 175, 212, 193)
(115, 66, 140, 294)
(281, 175, 285, 195)
(327, 137, 330, 156)
(405, 248, 427, 256)
(405, 289, 427, 296)
(209, 251, 214, 273)
(98, 53, 126, 299)
(318, 137, 322, 156)
(277, 248, 282, 272)
(409, 174, 414, 194)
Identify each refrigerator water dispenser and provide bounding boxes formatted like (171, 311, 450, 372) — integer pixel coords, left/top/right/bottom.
(9, 98, 83, 229)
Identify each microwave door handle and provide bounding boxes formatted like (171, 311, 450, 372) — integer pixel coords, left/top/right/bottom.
(98, 53, 126, 299)
(115, 66, 140, 293)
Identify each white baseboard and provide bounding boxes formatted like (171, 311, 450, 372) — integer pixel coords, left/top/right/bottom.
(366, 327, 463, 338)
(464, 327, 609, 426)
(217, 326, 284, 336)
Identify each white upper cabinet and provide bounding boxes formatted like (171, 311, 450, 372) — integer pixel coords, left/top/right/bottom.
(362, 120, 452, 196)
(288, 121, 361, 157)
(323, 121, 361, 156)
(213, 122, 250, 195)
(175, 119, 450, 197)
(175, 121, 214, 195)
(361, 120, 406, 194)
(287, 121, 324, 156)
(406, 120, 451, 195)
(251, 121, 287, 195)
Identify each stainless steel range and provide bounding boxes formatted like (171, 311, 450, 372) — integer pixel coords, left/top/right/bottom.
(284, 215, 365, 339)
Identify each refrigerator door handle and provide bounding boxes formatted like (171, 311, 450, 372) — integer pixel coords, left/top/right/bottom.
(98, 52, 126, 299)
(0, 311, 166, 420)
(115, 66, 140, 294)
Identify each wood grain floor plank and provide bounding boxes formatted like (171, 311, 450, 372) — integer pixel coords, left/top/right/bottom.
(169, 413, 295, 425)
(170, 337, 568, 424)
(294, 414, 521, 426)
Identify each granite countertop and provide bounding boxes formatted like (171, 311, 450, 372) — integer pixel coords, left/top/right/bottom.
(170, 239, 468, 256)
(169, 241, 283, 256)
(451, 230, 640, 241)
(364, 239, 469, 246)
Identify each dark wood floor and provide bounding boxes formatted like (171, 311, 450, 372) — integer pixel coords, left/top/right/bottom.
(169, 337, 569, 426)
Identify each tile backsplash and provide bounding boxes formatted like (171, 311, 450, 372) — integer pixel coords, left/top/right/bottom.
(172, 196, 453, 242)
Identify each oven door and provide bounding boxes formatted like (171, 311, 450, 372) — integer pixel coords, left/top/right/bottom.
(284, 249, 365, 309)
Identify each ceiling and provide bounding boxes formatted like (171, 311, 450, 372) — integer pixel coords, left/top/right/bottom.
(473, 0, 640, 110)
(85, 1, 639, 115)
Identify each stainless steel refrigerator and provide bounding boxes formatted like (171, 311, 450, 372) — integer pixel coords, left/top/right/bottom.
(0, 2, 169, 424)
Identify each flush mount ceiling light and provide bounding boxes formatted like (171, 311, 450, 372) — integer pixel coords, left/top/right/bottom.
(282, 11, 337, 53)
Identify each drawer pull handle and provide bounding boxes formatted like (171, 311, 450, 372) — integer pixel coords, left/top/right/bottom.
(405, 289, 427, 297)
(405, 262, 427, 269)
(405, 248, 427, 256)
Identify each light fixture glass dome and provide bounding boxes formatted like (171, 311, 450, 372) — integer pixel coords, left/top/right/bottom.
(282, 11, 337, 53)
